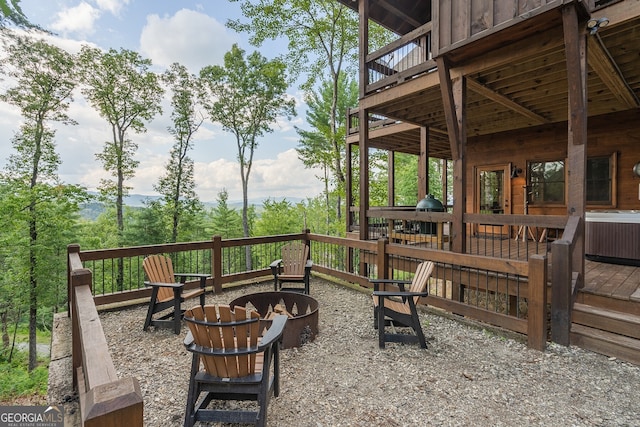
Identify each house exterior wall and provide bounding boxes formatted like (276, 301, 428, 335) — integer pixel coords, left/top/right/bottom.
(465, 109, 640, 215)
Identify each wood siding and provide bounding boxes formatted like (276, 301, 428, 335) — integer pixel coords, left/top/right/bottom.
(465, 110, 640, 216)
(435, 0, 565, 55)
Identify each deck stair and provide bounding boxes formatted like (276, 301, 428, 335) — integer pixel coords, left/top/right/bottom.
(570, 301, 640, 365)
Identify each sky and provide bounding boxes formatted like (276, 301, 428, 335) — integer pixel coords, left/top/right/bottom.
(0, 0, 324, 204)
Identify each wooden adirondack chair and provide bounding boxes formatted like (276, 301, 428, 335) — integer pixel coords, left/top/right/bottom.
(142, 254, 208, 334)
(371, 261, 434, 349)
(183, 304, 287, 427)
(270, 242, 312, 294)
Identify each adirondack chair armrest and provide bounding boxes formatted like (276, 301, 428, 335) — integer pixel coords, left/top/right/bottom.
(174, 273, 210, 287)
(258, 315, 287, 350)
(144, 280, 184, 289)
(270, 259, 283, 275)
(372, 290, 429, 299)
(184, 331, 254, 356)
(370, 279, 412, 292)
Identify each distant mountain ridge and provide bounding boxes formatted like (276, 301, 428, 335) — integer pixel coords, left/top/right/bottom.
(79, 192, 305, 220)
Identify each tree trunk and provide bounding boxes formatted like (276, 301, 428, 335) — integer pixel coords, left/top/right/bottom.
(1, 310, 9, 349)
(28, 204, 37, 372)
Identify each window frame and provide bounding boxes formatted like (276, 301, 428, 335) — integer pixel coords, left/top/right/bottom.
(586, 152, 617, 208)
(527, 159, 566, 206)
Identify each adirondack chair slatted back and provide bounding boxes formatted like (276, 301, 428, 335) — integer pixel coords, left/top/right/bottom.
(143, 255, 176, 302)
(409, 261, 435, 304)
(185, 305, 260, 378)
(281, 242, 309, 277)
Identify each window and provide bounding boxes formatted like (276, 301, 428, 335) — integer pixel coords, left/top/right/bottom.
(587, 154, 615, 206)
(528, 160, 565, 205)
(527, 154, 616, 207)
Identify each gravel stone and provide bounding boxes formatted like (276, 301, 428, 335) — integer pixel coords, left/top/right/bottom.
(100, 279, 640, 426)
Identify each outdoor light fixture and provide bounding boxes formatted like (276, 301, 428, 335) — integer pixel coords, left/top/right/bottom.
(587, 17, 609, 35)
(511, 166, 523, 179)
(633, 162, 640, 178)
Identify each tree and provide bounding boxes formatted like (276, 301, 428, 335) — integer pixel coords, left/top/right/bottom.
(199, 44, 295, 269)
(0, 35, 83, 371)
(296, 75, 358, 233)
(208, 190, 243, 239)
(77, 46, 163, 289)
(228, 0, 392, 219)
(253, 198, 302, 237)
(0, 0, 39, 29)
(158, 63, 203, 243)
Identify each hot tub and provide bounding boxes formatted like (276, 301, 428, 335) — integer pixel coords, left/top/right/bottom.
(585, 210, 640, 264)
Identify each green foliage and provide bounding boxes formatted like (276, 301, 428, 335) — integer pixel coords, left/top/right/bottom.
(0, 349, 48, 400)
(0, 0, 40, 30)
(207, 190, 243, 239)
(253, 198, 303, 237)
(199, 43, 296, 245)
(157, 63, 203, 243)
(395, 153, 419, 205)
(296, 75, 358, 230)
(0, 35, 85, 371)
(122, 203, 168, 246)
(77, 45, 164, 243)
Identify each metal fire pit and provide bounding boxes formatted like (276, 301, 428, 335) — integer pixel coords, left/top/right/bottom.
(229, 291, 319, 349)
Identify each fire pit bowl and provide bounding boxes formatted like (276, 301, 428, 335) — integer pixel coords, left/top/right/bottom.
(229, 291, 319, 349)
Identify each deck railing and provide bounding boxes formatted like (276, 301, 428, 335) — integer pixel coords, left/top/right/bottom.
(366, 22, 436, 94)
(362, 208, 566, 260)
(550, 215, 583, 345)
(66, 229, 556, 423)
(68, 246, 143, 427)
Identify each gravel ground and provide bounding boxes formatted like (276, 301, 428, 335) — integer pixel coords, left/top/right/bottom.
(99, 278, 640, 427)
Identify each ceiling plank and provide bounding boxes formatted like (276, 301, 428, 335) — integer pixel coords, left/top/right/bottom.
(587, 36, 639, 109)
(467, 78, 550, 124)
(375, 1, 423, 30)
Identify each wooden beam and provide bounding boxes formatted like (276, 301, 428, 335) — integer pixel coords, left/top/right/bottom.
(437, 56, 467, 254)
(359, 70, 439, 110)
(598, 0, 640, 28)
(562, 4, 587, 292)
(418, 127, 428, 199)
(358, 0, 368, 99)
(457, 26, 565, 76)
(587, 36, 639, 109)
(467, 77, 550, 124)
(358, 107, 370, 241)
(436, 56, 461, 160)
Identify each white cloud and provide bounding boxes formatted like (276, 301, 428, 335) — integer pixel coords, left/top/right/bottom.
(95, 0, 130, 16)
(139, 9, 238, 73)
(51, 2, 101, 36)
(193, 149, 323, 203)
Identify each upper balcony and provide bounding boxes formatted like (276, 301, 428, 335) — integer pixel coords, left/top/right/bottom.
(339, 0, 639, 139)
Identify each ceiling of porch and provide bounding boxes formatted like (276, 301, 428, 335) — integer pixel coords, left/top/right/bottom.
(357, 9, 640, 160)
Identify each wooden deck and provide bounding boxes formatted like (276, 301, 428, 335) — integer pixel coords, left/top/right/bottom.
(405, 231, 640, 308)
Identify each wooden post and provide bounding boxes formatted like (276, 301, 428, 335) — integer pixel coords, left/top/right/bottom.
(418, 126, 429, 199)
(83, 377, 143, 427)
(70, 267, 92, 388)
(67, 244, 81, 317)
(551, 238, 572, 346)
(437, 56, 467, 254)
(376, 238, 389, 280)
(563, 4, 587, 290)
(211, 235, 223, 293)
(358, 107, 370, 242)
(527, 255, 548, 351)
